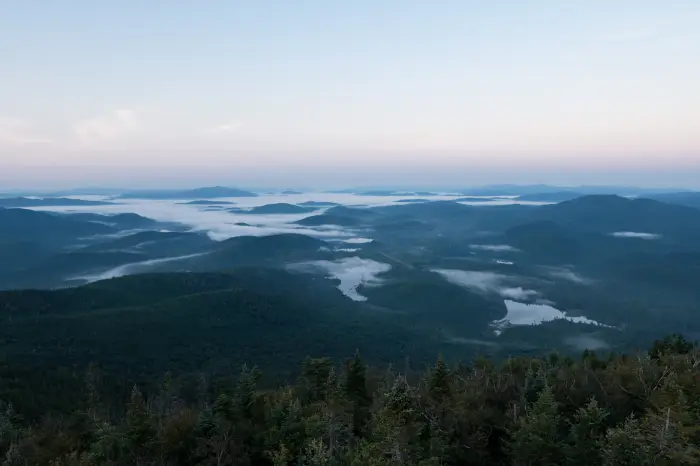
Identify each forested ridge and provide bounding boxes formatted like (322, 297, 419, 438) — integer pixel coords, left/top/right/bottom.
(2, 193, 700, 464)
(1, 336, 698, 465)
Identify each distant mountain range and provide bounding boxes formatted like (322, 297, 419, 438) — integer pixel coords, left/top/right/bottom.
(2, 191, 700, 417)
(1, 195, 699, 337)
(320, 184, 694, 197)
(118, 186, 258, 199)
(8, 184, 698, 201)
(645, 191, 700, 210)
(514, 191, 585, 202)
(0, 197, 114, 207)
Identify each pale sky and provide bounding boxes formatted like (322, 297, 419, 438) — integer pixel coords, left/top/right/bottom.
(1, 1, 699, 188)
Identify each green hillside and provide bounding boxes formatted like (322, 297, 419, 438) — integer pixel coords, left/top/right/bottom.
(0, 271, 439, 417)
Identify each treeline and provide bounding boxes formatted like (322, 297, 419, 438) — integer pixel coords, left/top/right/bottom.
(1, 335, 699, 465)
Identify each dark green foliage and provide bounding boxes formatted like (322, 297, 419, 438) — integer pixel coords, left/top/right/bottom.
(194, 234, 328, 269)
(507, 385, 563, 465)
(301, 358, 334, 403)
(428, 357, 451, 400)
(0, 271, 446, 418)
(565, 398, 607, 466)
(345, 352, 372, 436)
(125, 386, 156, 463)
(1, 192, 700, 463)
(1, 339, 700, 464)
(650, 334, 694, 359)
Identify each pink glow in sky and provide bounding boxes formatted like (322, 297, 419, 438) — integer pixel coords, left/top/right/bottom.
(1, 1, 699, 187)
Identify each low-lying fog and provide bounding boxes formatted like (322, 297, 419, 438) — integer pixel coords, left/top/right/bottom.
(431, 268, 609, 333)
(288, 257, 392, 301)
(28, 192, 547, 242)
(611, 231, 661, 240)
(70, 253, 210, 284)
(496, 300, 607, 329)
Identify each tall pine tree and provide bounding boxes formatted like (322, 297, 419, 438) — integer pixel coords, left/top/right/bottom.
(345, 351, 372, 437)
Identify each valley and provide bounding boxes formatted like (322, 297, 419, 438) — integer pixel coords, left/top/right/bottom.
(6, 4, 698, 461)
(2, 188, 699, 411)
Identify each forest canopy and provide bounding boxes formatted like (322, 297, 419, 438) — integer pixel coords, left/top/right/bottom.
(1, 335, 698, 465)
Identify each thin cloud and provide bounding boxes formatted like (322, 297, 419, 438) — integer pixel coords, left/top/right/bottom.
(544, 266, 591, 284)
(470, 244, 518, 252)
(205, 121, 242, 134)
(74, 109, 138, 145)
(289, 257, 391, 302)
(500, 287, 540, 301)
(0, 117, 54, 146)
(611, 231, 661, 240)
(71, 252, 209, 283)
(432, 269, 539, 301)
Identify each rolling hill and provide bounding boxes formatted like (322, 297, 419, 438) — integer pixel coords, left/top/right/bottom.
(0, 270, 431, 415)
(0, 208, 113, 243)
(247, 203, 317, 214)
(1, 193, 700, 395)
(533, 195, 700, 239)
(295, 213, 363, 227)
(75, 230, 215, 256)
(646, 191, 700, 210)
(62, 212, 161, 229)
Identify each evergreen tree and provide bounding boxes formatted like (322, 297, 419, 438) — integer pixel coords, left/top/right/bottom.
(0, 402, 20, 465)
(602, 416, 650, 466)
(507, 385, 563, 466)
(566, 398, 608, 466)
(125, 386, 156, 465)
(301, 357, 334, 403)
(161, 407, 199, 465)
(428, 357, 451, 400)
(234, 364, 262, 421)
(0, 338, 699, 465)
(345, 351, 372, 437)
(649, 334, 694, 359)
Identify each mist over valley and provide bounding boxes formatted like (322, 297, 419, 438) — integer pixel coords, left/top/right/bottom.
(2, 185, 699, 369)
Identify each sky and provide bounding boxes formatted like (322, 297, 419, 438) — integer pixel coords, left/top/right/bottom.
(1, 1, 699, 189)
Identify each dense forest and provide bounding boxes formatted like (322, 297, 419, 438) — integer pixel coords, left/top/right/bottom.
(1, 335, 698, 465)
(2, 193, 700, 464)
